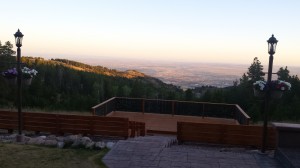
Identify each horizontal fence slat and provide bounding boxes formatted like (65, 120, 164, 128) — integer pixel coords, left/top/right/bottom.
(24, 121, 57, 128)
(60, 124, 91, 130)
(0, 111, 131, 138)
(92, 130, 128, 137)
(0, 119, 18, 124)
(178, 122, 276, 149)
(23, 126, 57, 133)
(23, 112, 57, 118)
(23, 117, 57, 123)
(0, 123, 18, 129)
(60, 128, 90, 134)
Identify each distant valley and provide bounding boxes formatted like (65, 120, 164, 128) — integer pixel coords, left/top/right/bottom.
(83, 58, 300, 89)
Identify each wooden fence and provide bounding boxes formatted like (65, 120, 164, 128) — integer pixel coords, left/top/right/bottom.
(92, 97, 250, 125)
(129, 121, 146, 137)
(0, 111, 141, 139)
(177, 122, 277, 149)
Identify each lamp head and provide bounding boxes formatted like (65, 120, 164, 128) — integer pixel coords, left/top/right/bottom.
(267, 34, 278, 55)
(14, 29, 24, 47)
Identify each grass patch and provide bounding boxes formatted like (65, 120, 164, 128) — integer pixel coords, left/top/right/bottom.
(0, 143, 109, 168)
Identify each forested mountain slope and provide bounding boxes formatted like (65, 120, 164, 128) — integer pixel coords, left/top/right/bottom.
(0, 56, 184, 111)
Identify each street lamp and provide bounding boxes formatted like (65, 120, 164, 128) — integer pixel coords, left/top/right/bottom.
(14, 29, 24, 142)
(262, 34, 278, 153)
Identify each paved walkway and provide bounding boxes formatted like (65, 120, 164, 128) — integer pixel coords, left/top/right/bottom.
(103, 136, 283, 168)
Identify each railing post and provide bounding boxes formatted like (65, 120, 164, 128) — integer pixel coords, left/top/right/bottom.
(141, 122, 146, 136)
(177, 122, 182, 144)
(202, 104, 205, 119)
(142, 99, 145, 114)
(92, 108, 96, 115)
(105, 103, 107, 116)
(130, 121, 136, 137)
(89, 116, 94, 136)
(172, 101, 175, 116)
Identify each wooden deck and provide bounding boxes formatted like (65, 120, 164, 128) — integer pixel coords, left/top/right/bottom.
(107, 111, 239, 134)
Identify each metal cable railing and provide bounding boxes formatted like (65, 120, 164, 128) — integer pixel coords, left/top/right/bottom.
(91, 97, 251, 125)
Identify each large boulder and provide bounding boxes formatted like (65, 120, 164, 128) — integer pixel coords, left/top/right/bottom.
(44, 139, 58, 147)
(106, 142, 115, 149)
(80, 137, 92, 146)
(85, 142, 95, 149)
(95, 141, 106, 150)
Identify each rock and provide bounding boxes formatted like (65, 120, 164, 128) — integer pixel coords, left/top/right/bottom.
(44, 140, 58, 146)
(56, 136, 65, 142)
(2, 139, 13, 143)
(35, 138, 45, 145)
(27, 138, 38, 145)
(106, 142, 115, 149)
(23, 136, 31, 142)
(80, 137, 92, 146)
(57, 141, 65, 148)
(85, 142, 95, 149)
(46, 135, 56, 140)
(8, 134, 18, 139)
(65, 134, 82, 143)
(27, 137, 46, 145)
(38, 135, 47, 139)
(71, 139, 81, 148)
(95, 141, 106, 149)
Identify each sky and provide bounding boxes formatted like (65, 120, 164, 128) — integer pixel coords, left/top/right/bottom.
(1, 0, 300, 67)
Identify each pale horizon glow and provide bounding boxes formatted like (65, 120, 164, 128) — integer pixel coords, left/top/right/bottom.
(1, 0, 300, 67)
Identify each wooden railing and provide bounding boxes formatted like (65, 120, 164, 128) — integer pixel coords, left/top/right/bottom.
(0, 111, 130, 139)
(91, 97, 251, 125)
(177, 122, 276, 149)
(91, 97, 116, 116)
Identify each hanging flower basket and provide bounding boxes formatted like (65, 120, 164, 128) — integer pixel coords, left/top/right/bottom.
(253, 80, 291, 99)
(22, 77, 32, 86)
(2, 68, 18, 85)
(21, 67, 38, 86)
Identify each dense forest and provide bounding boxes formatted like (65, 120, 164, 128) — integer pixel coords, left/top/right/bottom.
(1, 41, 300, 122)
(196, 58, 300, 122)
(0, 56, 184, 111)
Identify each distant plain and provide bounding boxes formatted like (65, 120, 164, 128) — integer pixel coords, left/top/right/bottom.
(84, 58, 300, 89)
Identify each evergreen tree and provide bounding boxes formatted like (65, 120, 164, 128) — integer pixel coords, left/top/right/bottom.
(246, 57, 265, 82)
(277, 66, 290, 81)
(0, 41, 16, 57)
(239, 73, 250, 86)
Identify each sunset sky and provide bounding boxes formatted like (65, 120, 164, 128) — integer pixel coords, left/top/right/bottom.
(1, 0, 300, 67)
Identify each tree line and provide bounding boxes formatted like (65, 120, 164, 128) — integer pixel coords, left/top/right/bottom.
(195, 57, 300, 122)
(1, 40, 299, 122)
(0, 42, 185, 111)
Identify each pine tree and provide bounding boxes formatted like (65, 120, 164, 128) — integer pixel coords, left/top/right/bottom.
(0, 41, 16, 57)
(277, 66, 290, 81)
(246, 57, 265, 82)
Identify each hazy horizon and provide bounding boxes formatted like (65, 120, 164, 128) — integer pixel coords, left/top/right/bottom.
(30, 55, 300, 89)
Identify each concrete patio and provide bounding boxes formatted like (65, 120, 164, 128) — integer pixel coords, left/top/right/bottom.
(103, 135, 283, 168)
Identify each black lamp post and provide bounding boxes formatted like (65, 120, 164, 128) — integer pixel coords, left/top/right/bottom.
(14, 29, 24, 142)
(262, 34, 278, 153)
